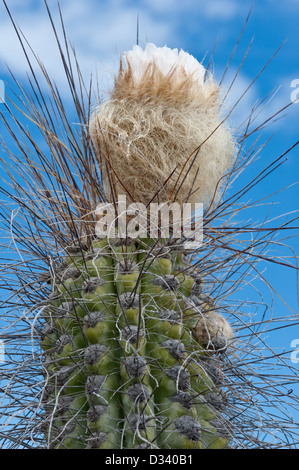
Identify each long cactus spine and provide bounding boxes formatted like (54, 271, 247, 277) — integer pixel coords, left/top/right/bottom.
(1, 2, 299, 451)
(40, 235, 232, 449)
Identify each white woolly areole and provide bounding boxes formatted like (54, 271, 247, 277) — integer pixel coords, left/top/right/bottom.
(124, 43, 207, 86)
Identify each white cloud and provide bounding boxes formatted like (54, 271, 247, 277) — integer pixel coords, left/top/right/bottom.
(201, 0, 248, 20)
(0, 0, 252, 84)
(0, 0, 173, 94)
(142, 0, 248, 19)
(0, 0, 297, 137)
(220, 70, 299, 140)
(254, 76, 299, 135)
(218, 69, 259, 132)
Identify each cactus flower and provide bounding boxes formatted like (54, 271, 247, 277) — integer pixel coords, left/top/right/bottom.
(89, 43, 235, 207)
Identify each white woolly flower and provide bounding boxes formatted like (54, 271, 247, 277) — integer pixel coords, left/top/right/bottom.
(124, 43, 207, 87)
(89, 43, 235, 208)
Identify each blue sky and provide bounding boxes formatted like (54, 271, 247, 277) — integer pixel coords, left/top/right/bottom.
(0, 0, 299, 136)
(0, 0, 298, 445)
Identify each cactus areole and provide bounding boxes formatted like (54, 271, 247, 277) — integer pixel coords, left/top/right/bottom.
(41, 43, 235, 449)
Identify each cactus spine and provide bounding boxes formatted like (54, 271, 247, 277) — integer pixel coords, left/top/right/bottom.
(41, 236, 232, 449)
(2, 4, 298, 451)
(38, 42, 236, 449)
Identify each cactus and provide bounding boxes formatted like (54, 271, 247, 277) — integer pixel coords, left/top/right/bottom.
(39, 236, 233, 449)
(37, 41, 236, 449)
(0, 2, 299, 450)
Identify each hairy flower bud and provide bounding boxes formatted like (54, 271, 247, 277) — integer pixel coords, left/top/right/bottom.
(89, 43, 235, 207)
